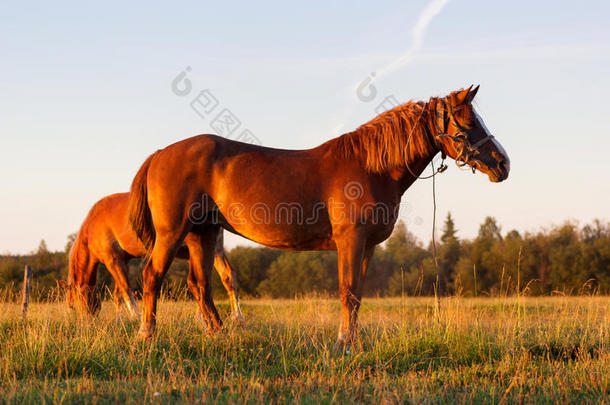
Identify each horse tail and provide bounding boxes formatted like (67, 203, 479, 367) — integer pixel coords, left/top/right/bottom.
(128, 150, 159, 252)
(67, 218, 91, 286)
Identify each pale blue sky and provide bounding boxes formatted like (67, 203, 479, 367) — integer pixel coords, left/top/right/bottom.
(1, 0, 609, 253)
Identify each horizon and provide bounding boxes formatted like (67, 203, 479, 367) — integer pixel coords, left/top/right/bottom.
(5, 212, 606, 257)
(1, 0, 609, 254)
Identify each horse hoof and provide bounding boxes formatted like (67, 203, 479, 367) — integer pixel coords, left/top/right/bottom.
(230, 314, 245, 324)
(333, 339, 348, 354)
(136, 325, 154, 342)
(135, 334, 152, 344)
(333, 335, 360, 354)
(207, 322, 223, 336)
(136, 333, 153, 344)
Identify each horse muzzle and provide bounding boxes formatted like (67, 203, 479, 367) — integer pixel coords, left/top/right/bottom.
(489, 159, 509, 182)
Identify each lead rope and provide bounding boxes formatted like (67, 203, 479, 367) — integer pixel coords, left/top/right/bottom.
(431, 159, 441, 324)
(430, 102, 442, 324)
(402, 105, 444, 323)
(407, 101, 490, 323)
(404, 149, 442, 322)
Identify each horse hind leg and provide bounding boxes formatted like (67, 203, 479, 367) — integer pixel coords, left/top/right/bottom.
(137, 232, 186, 341)
(184, 230, 223, 334)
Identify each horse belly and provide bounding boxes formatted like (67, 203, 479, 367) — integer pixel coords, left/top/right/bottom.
(215, 200, 335, 250)
(228, 226, 336, 250)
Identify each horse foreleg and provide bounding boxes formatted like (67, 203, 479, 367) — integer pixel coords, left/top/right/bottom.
(186, 256, 199, 301)
(185, 230, 223, 334)
(214, 252, 243, 322)
(186, 256, 206, 324)
(104, 257, 139, 318)
(113, 285, 124, 313)
(212, 231, 242, 321)
(335, 234, 370, 349)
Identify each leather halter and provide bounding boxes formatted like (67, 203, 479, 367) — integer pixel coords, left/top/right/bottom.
(434, 99, 495, 173)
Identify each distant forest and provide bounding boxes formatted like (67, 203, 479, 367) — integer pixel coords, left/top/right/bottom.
(1, 215, 609, 301)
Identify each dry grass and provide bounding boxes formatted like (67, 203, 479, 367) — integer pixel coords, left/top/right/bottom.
(0, 295, 609, 404)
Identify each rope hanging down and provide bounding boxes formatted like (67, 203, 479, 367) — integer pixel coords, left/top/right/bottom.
(401, 105, 447, 320)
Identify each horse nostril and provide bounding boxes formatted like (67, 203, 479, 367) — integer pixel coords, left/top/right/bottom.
(498, 158, 510, 175)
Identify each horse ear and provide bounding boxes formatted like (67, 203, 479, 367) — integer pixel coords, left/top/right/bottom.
(466, 84, 480, 103)
(57, 280, 68, 290)
(454, 85, 479, 105)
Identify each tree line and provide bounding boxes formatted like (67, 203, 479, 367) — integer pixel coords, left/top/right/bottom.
(1, 215, 609, 300)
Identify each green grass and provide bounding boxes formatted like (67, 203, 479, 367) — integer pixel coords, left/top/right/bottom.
(0, 296, 609, 404)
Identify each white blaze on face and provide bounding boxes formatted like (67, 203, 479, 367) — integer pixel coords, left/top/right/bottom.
(473, 109, 510, 172)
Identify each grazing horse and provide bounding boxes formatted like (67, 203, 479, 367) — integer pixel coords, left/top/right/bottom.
(128, 86, 509, 344)
(59, 192, 242, 319)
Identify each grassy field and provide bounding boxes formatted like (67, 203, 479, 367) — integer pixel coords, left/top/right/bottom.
(0, 295, 609, 404)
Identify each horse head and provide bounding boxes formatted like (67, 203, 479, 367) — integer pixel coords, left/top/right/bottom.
(435, 85, 510, 182)
(59, 245, 102, 316)
(58, 279, 101, 316)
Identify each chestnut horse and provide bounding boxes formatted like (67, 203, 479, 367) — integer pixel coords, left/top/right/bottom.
(128, 86, 509, 344)
(59, 192, 242, 319)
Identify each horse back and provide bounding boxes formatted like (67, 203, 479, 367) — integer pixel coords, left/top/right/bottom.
(85, 193, 147, 259)
(144, 134, 398, 249)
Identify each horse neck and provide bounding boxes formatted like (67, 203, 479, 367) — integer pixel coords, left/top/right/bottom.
(393, 147, 439, 196)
